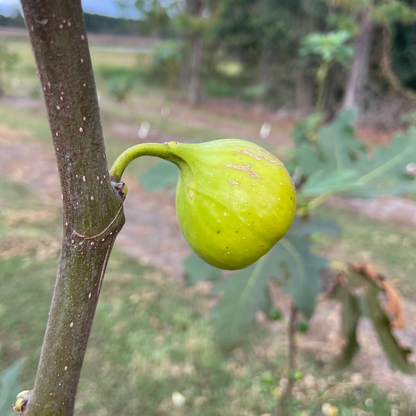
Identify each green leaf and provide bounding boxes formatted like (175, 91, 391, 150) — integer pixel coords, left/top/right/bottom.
(373, 1, 416, 25)
(335, 285, 362, 368)
(268, 234, 326, 318)
(0, 359, 25, 415)
(211, 256, 272, 350)
(184, 253, 222, 285)
(296, 143, 323, 177)
(316, 108, 362, 172)
(351, 129, 416, 198)
(296, 108, 363, 181)
(298, 110, 416, 199)
(365, 284, 414, 374)
(210, 216, 338, 349)
(140, 160, 178, 192)
(301, 169, 358, 196)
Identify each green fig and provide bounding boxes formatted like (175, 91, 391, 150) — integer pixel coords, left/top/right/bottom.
(290, 369, 303, 381)
(172, 139, 296, 270)
(110, 139, 296, 270)
(268, 307, 282, 321)
(297, 319, 309, 333)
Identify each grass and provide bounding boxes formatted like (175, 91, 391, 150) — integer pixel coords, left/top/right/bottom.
(1, 34, 416, 416)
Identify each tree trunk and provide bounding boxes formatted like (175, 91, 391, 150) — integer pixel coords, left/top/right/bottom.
(295, 66, 314, 119)
(21, 1, 125, 415)
(188, 33, 203, 105)
(341, 0, 373, 111)
(257, 47, 272, 91)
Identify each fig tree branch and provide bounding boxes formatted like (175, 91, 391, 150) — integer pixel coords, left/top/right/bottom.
(20, 1, 125, 415)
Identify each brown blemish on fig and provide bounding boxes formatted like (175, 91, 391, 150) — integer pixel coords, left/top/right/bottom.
(222, 164, 263, 179)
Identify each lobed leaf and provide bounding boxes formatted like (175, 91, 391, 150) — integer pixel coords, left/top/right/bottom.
(140, 159, 178, 192)
(210, 216, 339, 349)
(184, 252, 222, 285)
(0, 359, 25, 415)
(298, 109, 416, 199)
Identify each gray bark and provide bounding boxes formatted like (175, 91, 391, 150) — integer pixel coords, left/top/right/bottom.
(188, 33, 203, 105)
(295, 67, 314, 119)
(20, 1, 125, 415)
(342, 1, 374, 111)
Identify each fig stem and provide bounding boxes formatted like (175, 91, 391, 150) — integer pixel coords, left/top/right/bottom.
(110, 141, 180, 182)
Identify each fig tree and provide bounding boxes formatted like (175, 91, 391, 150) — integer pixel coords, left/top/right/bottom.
(110, 139, 296, 270)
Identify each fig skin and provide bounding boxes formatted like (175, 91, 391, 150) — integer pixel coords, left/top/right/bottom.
(170, 139, 296, 270)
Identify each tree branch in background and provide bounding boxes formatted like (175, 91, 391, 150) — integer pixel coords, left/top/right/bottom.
(20, 1, 125, 414)
(277, 303, 297, 416)
(381, 26, 416, 101)
(342, 0, 374, 112)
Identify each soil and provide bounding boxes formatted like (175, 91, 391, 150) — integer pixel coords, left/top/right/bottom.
(2, 95, 416, 399)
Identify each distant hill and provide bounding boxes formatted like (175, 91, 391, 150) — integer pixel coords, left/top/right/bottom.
(0, 11, 144, 36)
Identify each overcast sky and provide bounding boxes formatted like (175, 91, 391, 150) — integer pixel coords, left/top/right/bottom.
(0, 0, 140, 18)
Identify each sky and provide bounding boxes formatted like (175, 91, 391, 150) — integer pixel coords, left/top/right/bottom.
(0, 0, 140, 18)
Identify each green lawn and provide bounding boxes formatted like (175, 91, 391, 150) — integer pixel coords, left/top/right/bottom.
(0, 35, 415, 416)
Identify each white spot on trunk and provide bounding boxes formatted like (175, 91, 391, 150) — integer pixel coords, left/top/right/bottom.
(83, 176, 86, 182)
(56, 106, 60, 110)
(64, 366, 68, 371)
(70, 322, 73, 328)
(79, 127, 83, 132)
(81, 35, 85, 40)
(90, 196, 94, 201)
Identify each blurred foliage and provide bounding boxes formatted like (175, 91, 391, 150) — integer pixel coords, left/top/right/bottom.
(0, 39, 18, 96)
(372, 1, 416, 25)
(0, 360, 24, 416)
(99, 67, 137, 102)
(145, 40, 185, 87)
(299, 31, 354, 66)
(292, 112, 324, 144)
(297, 109, 416, 199)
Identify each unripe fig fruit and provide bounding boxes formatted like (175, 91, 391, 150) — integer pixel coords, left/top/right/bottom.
(110, 139, 296, 270)
(268, 307, 282, 321)
(290, 369, 303, 382)
(297, 319, 309, 333)
(171, 139, 296, 270)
